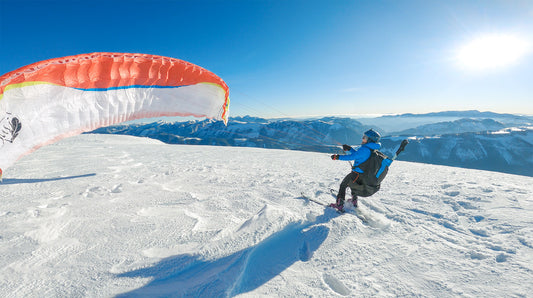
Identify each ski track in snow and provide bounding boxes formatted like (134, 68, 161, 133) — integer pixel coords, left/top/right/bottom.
(0, 134, 532, 297)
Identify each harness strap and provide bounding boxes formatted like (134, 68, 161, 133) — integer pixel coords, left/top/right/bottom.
(352, 172, 360, 183)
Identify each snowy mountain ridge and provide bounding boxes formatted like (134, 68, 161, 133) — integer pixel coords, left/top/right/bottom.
(395, 118, 506, 135)
(92, 113, 533, 177)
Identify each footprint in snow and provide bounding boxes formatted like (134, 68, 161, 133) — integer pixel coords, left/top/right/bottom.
(457, 201, 477, 210)
(323, 273, 351, 296)
(496, 253, 508, 263)
(444, 191, 460, 197)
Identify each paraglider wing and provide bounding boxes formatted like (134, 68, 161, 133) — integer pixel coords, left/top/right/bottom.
(0, 52, 230, 173)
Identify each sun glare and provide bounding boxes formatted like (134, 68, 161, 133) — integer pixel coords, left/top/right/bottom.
(456, 34, 530, 71)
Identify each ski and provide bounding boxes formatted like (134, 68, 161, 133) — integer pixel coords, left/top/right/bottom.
(300, 191, 368, 222)
(300, 192, 329, 207)
(328, 189, 369, 222)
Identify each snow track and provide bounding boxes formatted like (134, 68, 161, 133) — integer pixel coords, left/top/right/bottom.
(1, 134, 532, 297)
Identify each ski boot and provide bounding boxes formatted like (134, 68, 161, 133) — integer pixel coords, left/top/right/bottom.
(348, 196, 358, 208)
(328, 196, 345, 213)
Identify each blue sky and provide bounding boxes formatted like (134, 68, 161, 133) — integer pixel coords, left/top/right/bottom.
(1, 0, 532, 118)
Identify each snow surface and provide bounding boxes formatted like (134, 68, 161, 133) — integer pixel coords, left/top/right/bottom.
(1, 134, 532, 297)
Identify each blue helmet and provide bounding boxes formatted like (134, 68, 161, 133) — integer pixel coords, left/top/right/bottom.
(364, 129, 381, 143)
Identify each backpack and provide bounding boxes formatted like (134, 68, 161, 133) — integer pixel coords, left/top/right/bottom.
(355, 150, 392, 195)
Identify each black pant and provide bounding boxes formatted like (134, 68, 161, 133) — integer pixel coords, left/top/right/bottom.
(337, 171, 360, 204)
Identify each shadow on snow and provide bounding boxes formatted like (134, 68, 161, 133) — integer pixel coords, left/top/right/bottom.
(0, 173, 96, 185)
(115, 208, 339, 297)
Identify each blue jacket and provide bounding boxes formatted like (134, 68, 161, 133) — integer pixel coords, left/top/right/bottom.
(339, 142, 381, 173)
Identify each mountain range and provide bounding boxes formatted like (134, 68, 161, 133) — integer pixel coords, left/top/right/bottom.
(91, 111, 533, 177)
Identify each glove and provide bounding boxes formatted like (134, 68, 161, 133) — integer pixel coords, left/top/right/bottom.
(342, 144, 352, 151)
(331, 154, 340, 160)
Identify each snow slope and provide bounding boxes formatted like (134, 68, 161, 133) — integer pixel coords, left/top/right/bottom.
(1, 134, 532, 297)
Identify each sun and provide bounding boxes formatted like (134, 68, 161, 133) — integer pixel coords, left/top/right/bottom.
(456, 34, 530, 71)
